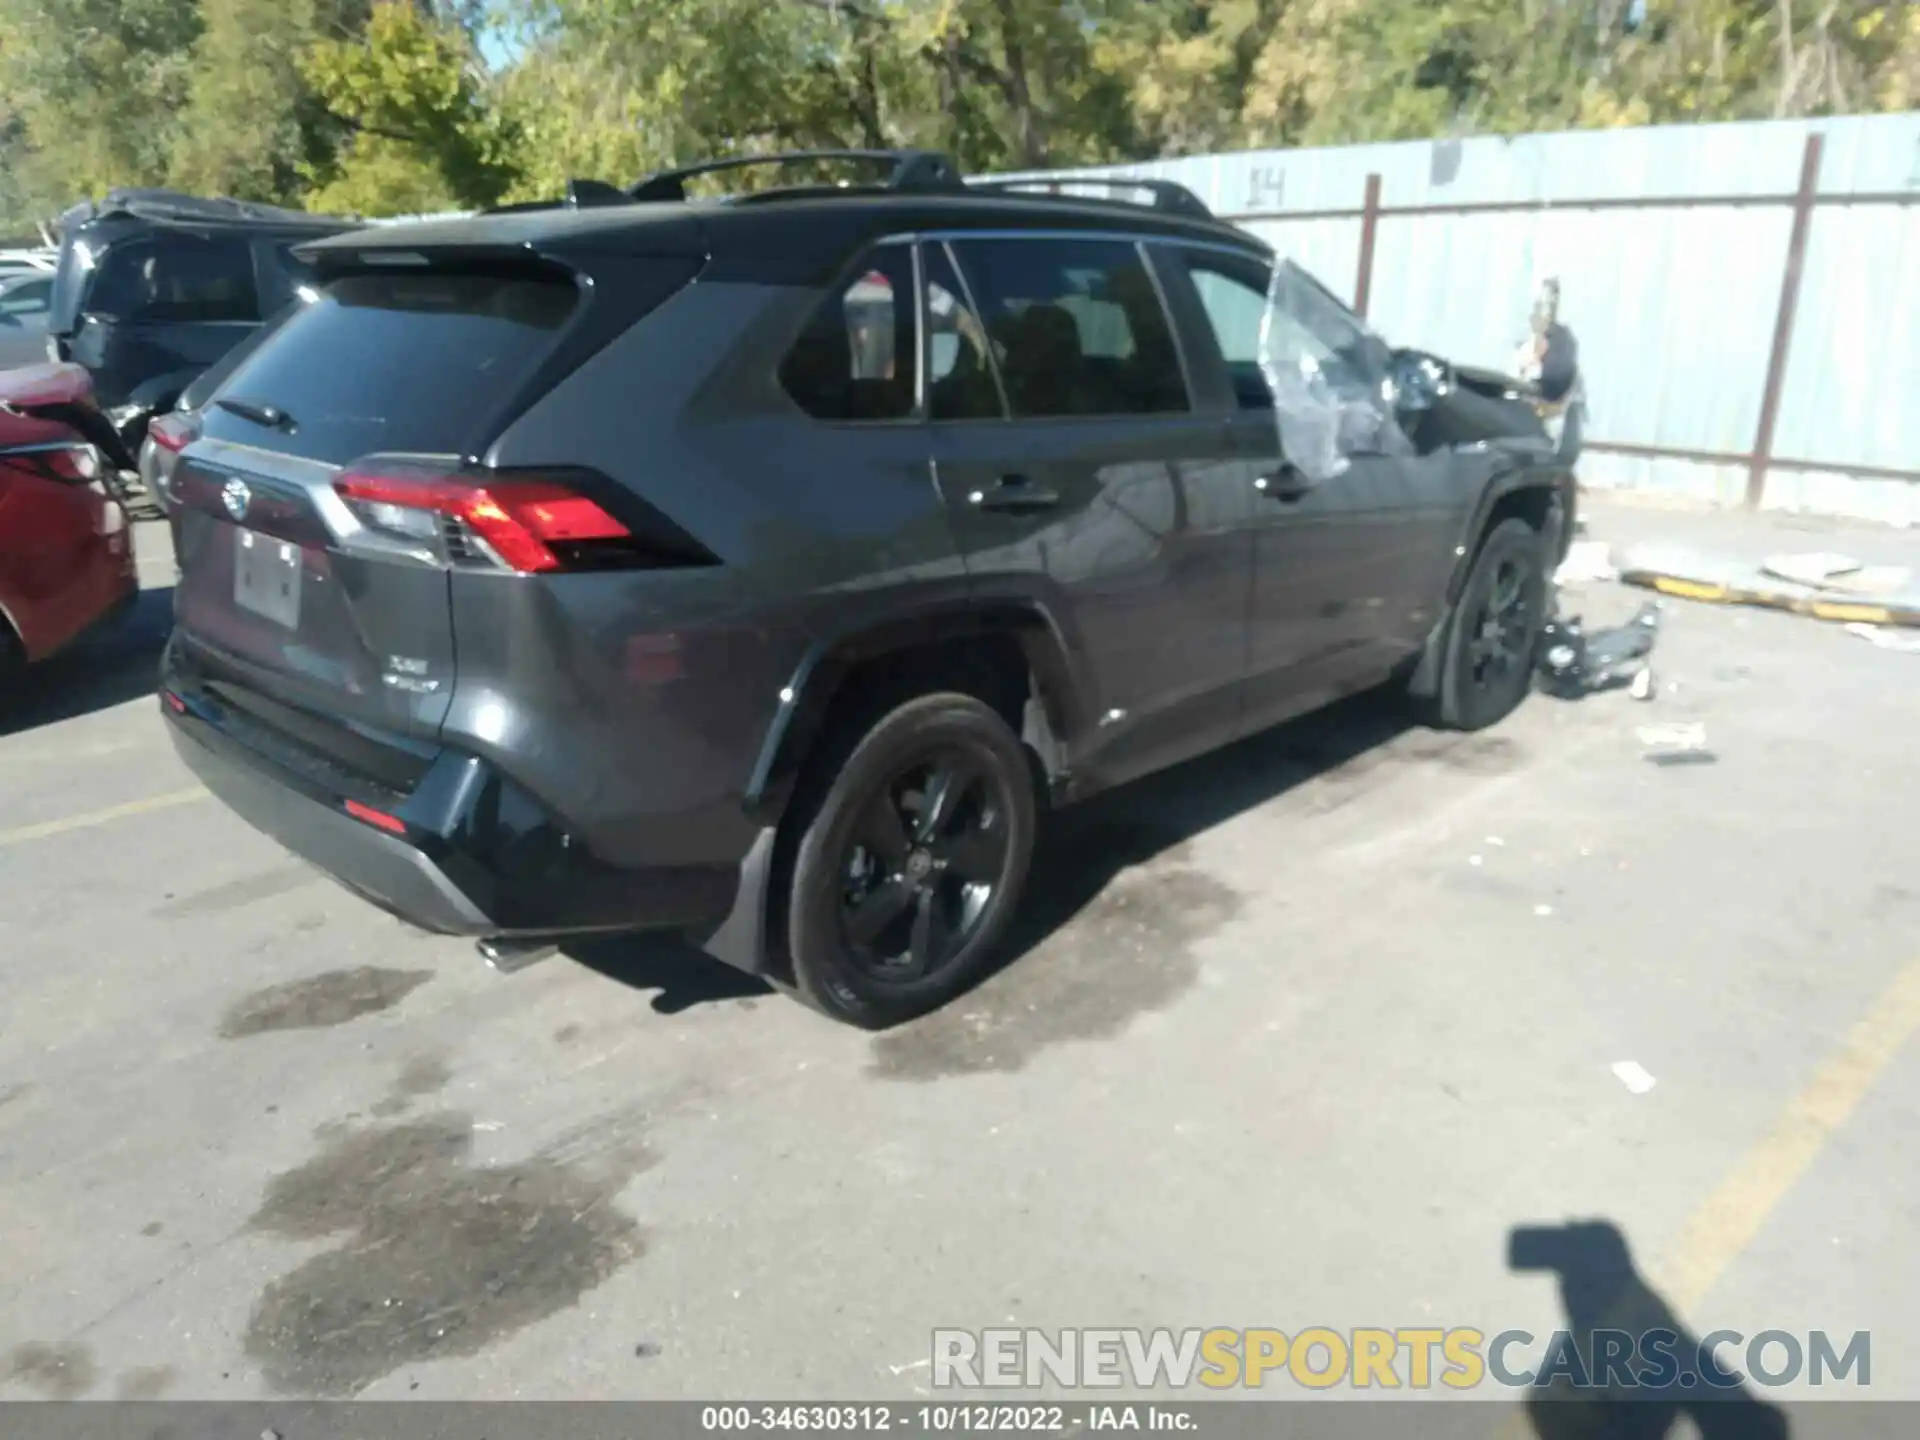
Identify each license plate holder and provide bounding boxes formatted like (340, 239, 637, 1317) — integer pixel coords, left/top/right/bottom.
(233, 528, 302, 628)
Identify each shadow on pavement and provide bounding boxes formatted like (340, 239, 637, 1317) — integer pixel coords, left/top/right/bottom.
(1, 586, 172, 737)
(564, 930, 773, 1015)
(1511, 1219, 1790, 1439)
(560, 685, 1416, 1020)
(968, 684, 1415, 993)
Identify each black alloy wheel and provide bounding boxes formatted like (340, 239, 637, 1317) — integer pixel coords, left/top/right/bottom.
(786, 692, 1037, 1028)
(1465, 553, 1535, 693)
(1436, 516, 1547, 731)
(838, 750, 1009, 982)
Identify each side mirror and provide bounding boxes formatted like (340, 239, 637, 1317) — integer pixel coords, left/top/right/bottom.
(1386, 349, 1452, 413)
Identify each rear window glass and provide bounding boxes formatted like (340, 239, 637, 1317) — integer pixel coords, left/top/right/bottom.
(84, 231, 260, 323)
(200, 271, 580, 464)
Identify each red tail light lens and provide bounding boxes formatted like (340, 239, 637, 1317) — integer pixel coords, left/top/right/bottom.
(344, 798, 408, 835)
(148, 413, 194, 455)
(334, 466, 634, 574)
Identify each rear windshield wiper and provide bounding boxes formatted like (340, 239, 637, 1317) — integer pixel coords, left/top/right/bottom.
(215, 397, 294, 431)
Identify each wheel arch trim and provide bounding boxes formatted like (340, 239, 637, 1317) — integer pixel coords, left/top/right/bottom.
(1411, 463, 1569, 700)
(742, 599, 1089, 825)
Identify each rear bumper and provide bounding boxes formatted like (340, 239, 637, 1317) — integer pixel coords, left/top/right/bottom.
(160, 647, 763, 950)
(167, 702, 493, 933)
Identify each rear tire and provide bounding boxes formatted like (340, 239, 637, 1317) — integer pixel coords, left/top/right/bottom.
(784, 692, 1037, 1029)
(1432, 516, 1548, 731)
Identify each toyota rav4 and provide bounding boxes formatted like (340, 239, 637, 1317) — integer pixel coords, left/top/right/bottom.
(160, 150, 1573, 1027)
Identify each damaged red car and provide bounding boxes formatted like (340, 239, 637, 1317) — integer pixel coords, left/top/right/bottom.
(0, 363, 139, 685)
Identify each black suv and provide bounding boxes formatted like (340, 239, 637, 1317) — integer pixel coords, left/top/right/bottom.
(47, 189, 358, 453)
(159, 150, 1573, 1027)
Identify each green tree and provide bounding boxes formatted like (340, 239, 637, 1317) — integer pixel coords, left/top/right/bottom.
(300, 0, 522, 213)
(168, 0, 378, 204)
(0, 0, 201, 222)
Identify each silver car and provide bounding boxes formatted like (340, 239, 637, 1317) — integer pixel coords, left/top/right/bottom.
(0, 271, 55, 370)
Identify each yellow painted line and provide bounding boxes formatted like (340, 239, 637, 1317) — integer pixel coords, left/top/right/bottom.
(0, 787, 207, 848)
(1658, 953, 1920, 1313)
(1489, 955, 1920, 1437)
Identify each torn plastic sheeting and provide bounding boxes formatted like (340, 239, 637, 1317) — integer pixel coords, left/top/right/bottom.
(1257, 261, 1402, 485)
(1618, 542, 1920, 628)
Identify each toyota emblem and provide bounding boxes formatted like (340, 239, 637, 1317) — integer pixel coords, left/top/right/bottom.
(221, 478, 252, 522)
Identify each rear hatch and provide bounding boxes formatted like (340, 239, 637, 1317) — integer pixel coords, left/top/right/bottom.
(168, 252, 695, 775)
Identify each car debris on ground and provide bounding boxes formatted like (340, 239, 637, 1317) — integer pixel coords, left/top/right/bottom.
(1553, 539, 1618, 587)
(1636, 721, 1715, 766)
(1844, 622, 1920, 653)
(1535, 602, 1662, 699)
(1611, 1060, 1658, 1095)
(1551, 537, 1612, 587)
(1760, 551, 1911, 594)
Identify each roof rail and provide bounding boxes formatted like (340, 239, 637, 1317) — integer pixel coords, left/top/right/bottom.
(479, 178, 638, 218)
(969, 175, 1214, 221)
(628, 149, 963, 202)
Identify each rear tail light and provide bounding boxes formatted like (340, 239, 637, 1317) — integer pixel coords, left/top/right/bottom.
(334, 464, 638, 574)
(145, 414, 195, 508)
(148, 413, 194, 454)
(0, 440, 101, 484)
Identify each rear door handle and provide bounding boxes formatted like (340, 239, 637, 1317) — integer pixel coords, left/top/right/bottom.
(970, 473, 1060, 514)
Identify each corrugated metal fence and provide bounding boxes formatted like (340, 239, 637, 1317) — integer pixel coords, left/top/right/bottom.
(1015, 114, 1920, 526)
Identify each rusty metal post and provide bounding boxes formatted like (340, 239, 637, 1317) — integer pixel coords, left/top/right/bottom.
(1353, 173, 1382, 319)
(1748, 133, 1824, 509)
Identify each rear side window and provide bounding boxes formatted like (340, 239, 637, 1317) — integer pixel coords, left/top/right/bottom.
(84, 231, 260, 324)
(947, 238, 1188, 419)
(780, 244, 916, 422)
(200, 270, 581, 464)
(923, 243, 1003, 421)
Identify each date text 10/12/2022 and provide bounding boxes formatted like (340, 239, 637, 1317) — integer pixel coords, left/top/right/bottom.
(701, 1405, 1192, 1432)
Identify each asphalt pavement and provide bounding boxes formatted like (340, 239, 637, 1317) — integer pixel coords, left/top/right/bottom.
(1, 498, 1915, 1420)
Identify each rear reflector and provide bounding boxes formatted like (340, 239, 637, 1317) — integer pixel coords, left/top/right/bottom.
(344, 798, 408, 835)
(162, 691, 187, 713)
(334, 466, 632, 574)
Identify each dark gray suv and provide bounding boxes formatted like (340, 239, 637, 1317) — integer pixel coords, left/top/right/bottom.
(159, 150, 1573, 1027)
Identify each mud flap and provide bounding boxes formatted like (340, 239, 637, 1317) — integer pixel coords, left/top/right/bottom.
(692, 826, 780, 975)
(1406, 616, 1450, 701)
